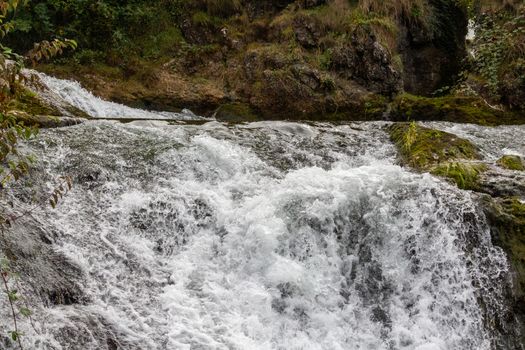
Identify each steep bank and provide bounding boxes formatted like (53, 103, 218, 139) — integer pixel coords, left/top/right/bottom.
(18, 0, 498, 121)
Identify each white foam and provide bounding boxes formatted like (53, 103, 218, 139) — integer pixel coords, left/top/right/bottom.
(36, 72, 208, 121)
(3, 121, 512, 349)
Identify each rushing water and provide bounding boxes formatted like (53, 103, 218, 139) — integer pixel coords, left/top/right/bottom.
(37, 73, 208, 121)
(0, 75, 523, 349)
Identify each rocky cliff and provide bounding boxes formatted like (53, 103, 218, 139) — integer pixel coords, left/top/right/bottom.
(30, 0, 488, 121)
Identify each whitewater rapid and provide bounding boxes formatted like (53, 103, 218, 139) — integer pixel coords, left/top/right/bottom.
(0, 74, 522, 349)
(36, 73, 207, 121)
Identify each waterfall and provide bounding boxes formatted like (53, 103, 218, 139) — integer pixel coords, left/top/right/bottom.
(36, 72, 207, 121)
(0, 75, 523, 349)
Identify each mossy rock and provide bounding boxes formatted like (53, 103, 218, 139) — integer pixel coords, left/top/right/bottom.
(7, 87, 60, 116)
(483, 196, 525, 301)
(389, 122, 481, 170)
(431, 162, 487, 190)
(214, 103, 260, 122)
(7, 111, 85, 128)
(390, 93, 524, 125)
(497, 155, 525, 171)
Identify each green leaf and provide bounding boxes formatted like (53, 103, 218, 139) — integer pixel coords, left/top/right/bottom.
(8, 290, 18, 302)
(20, 307, 32, 317)
(9, 330, 20, 341)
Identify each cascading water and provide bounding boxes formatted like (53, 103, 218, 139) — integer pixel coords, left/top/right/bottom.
(0, 75, 523, 349)
(36, 73, 207, 121)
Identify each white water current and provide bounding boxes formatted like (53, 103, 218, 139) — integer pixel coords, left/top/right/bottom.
(37, 73, 207, 121)
(0, 74, 523, 350)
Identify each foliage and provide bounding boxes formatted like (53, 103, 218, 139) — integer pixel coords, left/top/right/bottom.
(25, 38, 76, 66)
(358, 0, 431, 21)
(0, 258, 36, 350)
(5, 0, 185, 63)
(0, 113, 37, 185)
(189, 0, 241, 18)
(466, 5, 525, 107)
(0, 0, 75, 347)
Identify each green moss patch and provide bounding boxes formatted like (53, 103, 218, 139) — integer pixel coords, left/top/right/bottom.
(389, 122, 481, 170)
(431, 162, 487, 190)
(7, 87, 60, 116)
(497, 155, 525, 171)
(390, 93, 524, 125)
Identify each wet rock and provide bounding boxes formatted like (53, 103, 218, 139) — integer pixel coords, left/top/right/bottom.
(21, 68, 91, 119)
(214, 102, 259, 122)
(54, 313, 142, 350)
(0, 218, 86, 307)
(477, 168, 525, 197)
(331, 27, 402, 96)
(8, 111, 85, 128)
(290, 64, 321, 91)
(481, 195, 525, 348)
(497, 155, 525, 171)
(431, 162, 487, 190)
(293, 14, 323, 48)
(389, 123, 480, 170)
(389, 123, 494, 190)
(398, 0, 468, 95)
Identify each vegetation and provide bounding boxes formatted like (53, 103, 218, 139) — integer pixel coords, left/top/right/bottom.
(389, 122, 489, 190)
(1, 0, 74, 347)
(431, 161, 487, 190)
(390, 93, 524, 125)
(389, 122, 480, 170)
(0, 0, 523, 347)
(497, 155, 525, 171)
(456, 1, 525, 111)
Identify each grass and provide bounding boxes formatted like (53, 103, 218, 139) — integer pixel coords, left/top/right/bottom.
(358, 0, 431, 22)
(431, 162, 487, 190)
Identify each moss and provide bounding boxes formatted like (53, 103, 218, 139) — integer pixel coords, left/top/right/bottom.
(192, 11, 220, 26)
(497, 155, 525, 171)
(431, 162, 487, 190)
(389, 122, 481, 170)
(6, 111, 84, 128)
(484, 196, 525, 303)
(364, 94, 388, 119)
(7, 87, 60, 116)
(390, 93, 524, 125)
(214, 103, 260, 122)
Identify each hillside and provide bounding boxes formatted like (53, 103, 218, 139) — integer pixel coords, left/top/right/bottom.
(5, 0, 524, 122)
